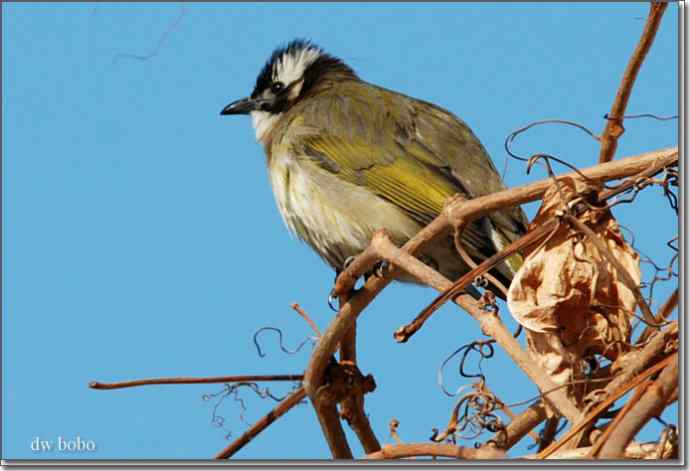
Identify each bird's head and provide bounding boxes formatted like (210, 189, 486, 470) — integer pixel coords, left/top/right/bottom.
(221, 39, 357, 141)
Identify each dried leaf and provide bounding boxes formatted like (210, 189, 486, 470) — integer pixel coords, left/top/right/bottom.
(507, 177, 641, 401)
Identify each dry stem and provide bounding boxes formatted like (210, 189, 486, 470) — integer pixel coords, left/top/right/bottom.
(365, 442, 504, 460)
(215, 386, 307, 459)
(598, 2, 669, 163)
(89, 374, 303, 390)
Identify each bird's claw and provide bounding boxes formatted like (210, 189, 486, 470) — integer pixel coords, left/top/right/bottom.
(343, 256, 357, 270)
(474, 275, 489, 288)
(374, 260, 390, 278)
(327, 291, 339, 312)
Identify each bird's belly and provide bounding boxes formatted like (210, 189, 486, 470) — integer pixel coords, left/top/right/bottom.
(268, 153, 423, 270)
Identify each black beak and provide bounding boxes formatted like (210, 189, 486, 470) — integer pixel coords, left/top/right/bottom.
(220, 97, 259, 115)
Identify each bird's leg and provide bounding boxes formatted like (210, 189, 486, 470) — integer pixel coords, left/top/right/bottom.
(329, 256, 361, 311)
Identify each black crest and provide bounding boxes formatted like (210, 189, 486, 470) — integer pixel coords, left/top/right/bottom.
(251, 39, 357, 99)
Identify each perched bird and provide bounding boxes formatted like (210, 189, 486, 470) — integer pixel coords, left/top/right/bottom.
(221, 40, 528, 298)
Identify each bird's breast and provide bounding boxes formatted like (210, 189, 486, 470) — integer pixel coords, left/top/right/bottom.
(267, 149, 422, 269)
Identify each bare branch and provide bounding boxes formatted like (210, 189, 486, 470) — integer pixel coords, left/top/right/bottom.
(490, 402, 547, 450)
(215, 386, 307, 459)
(365, 442, 504, 460)
(89, 374, 303, 390)
(638, 288, 678, 343)
(337, 293, 382, 455)
(291, 303, 322, 338)
(447, 147, 677, 230)
(311, 390, 354, 459)
(521, 441, 663, 459)
(598, 3, 669, 163)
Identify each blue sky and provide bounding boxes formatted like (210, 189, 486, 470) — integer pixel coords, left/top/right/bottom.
(3, 2, 678, 461)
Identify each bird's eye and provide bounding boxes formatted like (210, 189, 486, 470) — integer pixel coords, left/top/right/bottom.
(271, 82, 285, 93)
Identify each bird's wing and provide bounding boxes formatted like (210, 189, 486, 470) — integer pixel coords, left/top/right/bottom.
(289, 82, 527, 267)
(404, 95, 529, 246)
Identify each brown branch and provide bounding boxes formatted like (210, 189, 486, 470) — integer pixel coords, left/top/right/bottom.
(490, 401, 547, 450)
(215, 386, 307, 459)
(605, 321, 677, 395)
(291, 303, 321, 338)
(598, 355, 678, 459)
(639, 288, 678, 344)
(342, 396, 381, 455)
(598, 2, 669, 163)
(89, 374, 303, 390)
(332, 244, 382, 296)
(538, 416, 561, 452)
(365, 442, 504, 460)
(338, 292, 382, 455)
(389, 419, 402, 444)
(311, 388, 354, 459)
(493, 391, 542, 445)
(446, 147, 677, 231)
(454, 228, 508, 298)
(521, 441, 662, 459)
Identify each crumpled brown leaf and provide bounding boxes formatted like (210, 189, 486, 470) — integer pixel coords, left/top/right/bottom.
(507, 177, 641, 402)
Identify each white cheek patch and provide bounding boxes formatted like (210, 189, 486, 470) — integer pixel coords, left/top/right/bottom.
(273, 47, 321, 86)
(251, 110, 281, 143)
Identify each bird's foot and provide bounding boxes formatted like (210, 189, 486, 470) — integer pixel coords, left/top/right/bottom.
(342, 255, 357, 270)
(329, 257, 363, 312)
(474, 275, 489, 289)
(328, 292, 339, 312)
(373, 260, 390, 278)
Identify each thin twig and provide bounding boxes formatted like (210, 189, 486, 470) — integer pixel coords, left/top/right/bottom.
(291, 303, 321, 338)
(337, 294, 382, 455)
(520, 441, 662, 459)
(112, 3, 186, 63)
(215, 386, 307, 459)
(399, 221, 557, 341)
(311, 389, 354, 459)
(89, 374, 303, 390)
(638, 288, 678, 343)
(389, 419, 402, 445)
(598, 2, 668, 163)
(488, 402, 547, 450)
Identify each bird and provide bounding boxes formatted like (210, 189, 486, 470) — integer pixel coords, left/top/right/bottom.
(220, 39, 528, 299)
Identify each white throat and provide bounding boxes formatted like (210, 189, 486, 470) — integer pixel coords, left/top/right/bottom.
(250, 111, 281, 143)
